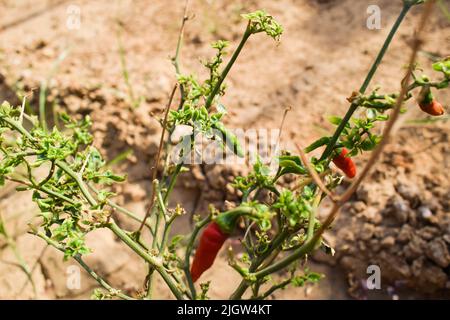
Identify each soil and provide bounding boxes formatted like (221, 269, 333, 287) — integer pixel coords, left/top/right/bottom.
(0, 0, 449, 299)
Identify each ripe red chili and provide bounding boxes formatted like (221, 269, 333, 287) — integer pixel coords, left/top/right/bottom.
(418, 87, 445, 116)
(419, 99, 445, 116)
(332, 148, 356, 178)
(190, 222, 229, 283)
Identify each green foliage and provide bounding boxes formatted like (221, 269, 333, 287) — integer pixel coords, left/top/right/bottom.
(0, 103, 125, 260)
(273, 190, 314, 228)
(291, 270, 324, 287)
(432, 57, 450, 79)
(242, 10, 283, 40)
(232, 158, 276, 194)
(277, 154, 308, 176)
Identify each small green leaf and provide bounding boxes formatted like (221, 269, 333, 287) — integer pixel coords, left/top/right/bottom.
(328, 116, 342, 126)
(304, 137, 331, 153)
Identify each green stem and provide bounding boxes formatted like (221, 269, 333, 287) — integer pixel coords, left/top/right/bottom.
(205, 25, 252, 109)
(257, 278, 291, 300)
(33, 229, 134, 300)
(88, 185, 155, 234)
(319, 3, 412, 161)
(7, 176, 76, 205)
(230, 229, 290, 300)
(108, 221, 185, 300)
(306, 194, 321, 241)
(1, 213, 36, 298)
(251, 237, 317, 279)
(39, 81, 48, 132)
(55, 160, 97, 206)
(164, 163, 182, 203)
(145, 187, 164, 299)
(160, 215, 176, 252)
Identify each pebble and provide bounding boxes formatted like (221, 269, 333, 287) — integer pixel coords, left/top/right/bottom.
(418, 206, 432, 219)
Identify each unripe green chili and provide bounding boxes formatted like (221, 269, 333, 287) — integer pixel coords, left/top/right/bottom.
(212, 122, 245, 158)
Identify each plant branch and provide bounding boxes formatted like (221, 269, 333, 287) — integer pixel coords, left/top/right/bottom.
(137, 84, 178, 234)
(205, 24, 252, 109)
(319, 2, 413, 161)
(295, 142, 337, 201)
(32, 229, 134, 300)
(248, 0, 435, 282)
(108, 220, 185, 300)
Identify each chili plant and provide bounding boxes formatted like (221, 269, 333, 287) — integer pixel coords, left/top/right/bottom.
(0, 1, 447, 300)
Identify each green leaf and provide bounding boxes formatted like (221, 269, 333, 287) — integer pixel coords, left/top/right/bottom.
(278, 159, 307, 176)
(432, 58, 450, 77)
(304, 137, 331, 153)
(169, 235, 184, 251)
(88, 170, 126, 185)
(328, 116, 342, 126)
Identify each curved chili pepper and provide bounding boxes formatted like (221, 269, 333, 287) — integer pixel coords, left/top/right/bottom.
(332, 148, 356, 179)
(190, 222, 229, 283)
(418, 87, 445, 116)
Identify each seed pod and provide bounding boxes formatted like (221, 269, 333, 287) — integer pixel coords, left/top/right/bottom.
(332, 148, 356, 179)
(418, 87, 445, 116)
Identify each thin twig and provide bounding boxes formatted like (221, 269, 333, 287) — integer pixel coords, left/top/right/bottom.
(295, 142, 337, 201)
(19, 96, 26, 124)
(137, 84, 178, 234)
(172, 0, 190, 75)
(18, 245, 49, 296)
(293, 170, 331, 190)
(275, 106, 291, 150)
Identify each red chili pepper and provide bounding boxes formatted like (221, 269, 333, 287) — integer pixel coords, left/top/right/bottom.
(332, 148, 356, 179)
(190, 222, 229, 283)
(419, 100, 445, 116)
(418, 87, 445, 116)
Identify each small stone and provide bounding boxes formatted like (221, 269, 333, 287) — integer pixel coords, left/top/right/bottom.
(425, 239, 450, 268)
(395, 182, 421, 204)
(411, 258, 424, 277)
(359, 223, 375, 241)
(417, 227, 439, 241)
(356, 184, 371, 204)
(418, 206, 433, 219)
(397, 225, 413, 243)
(443, 234, 450, 244)
(384, 195, 410, 224)
(381, 236, 396, 248)
(403, 235, 425, 260)
(359, 207, 382, 224)
(352, 201, 367, 213)
(369, 239, 381, 252)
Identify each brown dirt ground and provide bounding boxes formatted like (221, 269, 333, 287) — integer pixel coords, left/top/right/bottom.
(0, 0, 449, 299)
